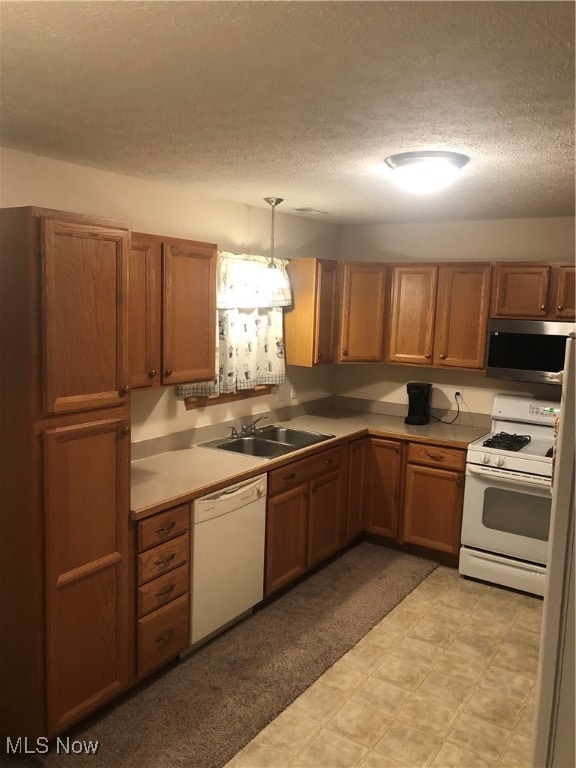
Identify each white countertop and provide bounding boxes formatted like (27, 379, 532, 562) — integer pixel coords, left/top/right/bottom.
(131, 409, 488, 518)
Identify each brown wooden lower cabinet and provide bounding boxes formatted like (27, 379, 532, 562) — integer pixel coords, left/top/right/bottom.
(42, 412, 133, 737)
(135, 504, 191, 678)
(346, 437, 371, 540)
(265, 447, 346, 595)
(265, 482, 309, 594)
(402, 442, 466, 556)
(364, 438, 402, 539)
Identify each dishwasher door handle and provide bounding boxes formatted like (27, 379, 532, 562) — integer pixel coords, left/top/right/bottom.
(198, 475, 267, 506)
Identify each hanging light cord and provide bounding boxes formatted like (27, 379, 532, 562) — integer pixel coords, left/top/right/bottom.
(264, 197, 283, 266)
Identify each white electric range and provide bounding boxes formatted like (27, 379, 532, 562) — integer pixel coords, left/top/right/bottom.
(459, 394, 560, 596)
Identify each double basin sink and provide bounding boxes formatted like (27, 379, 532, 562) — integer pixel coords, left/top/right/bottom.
(200, 425, 335, 459)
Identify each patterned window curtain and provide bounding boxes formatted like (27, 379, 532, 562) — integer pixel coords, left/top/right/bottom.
(176, 252, 292, 399)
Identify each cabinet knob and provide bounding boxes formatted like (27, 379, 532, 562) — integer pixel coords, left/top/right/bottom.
(439, 353, 447, 360)
(119, 385, 131, 397)
(342, 350, 349, 357)
(424, 353, 431, 359)
(148, 369, 158, 379)
(427, 452, 444, 461)
(540, 304, 546, 311)
(120, 426, 130, 436)
(558, 305, 564, 311)
(164, 369, 173, 378)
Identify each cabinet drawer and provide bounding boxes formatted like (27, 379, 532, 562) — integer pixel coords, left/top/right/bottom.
(137, 534, 189, 585)
(268, 446, 345, 495)
(407, 443, 465, 471)
(137, 594, 189, 677)
(137, 504, 189, 552)
(137, 564, 189, 618)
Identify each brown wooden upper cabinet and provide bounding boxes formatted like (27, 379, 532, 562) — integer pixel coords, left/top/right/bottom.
(388, 263, 491, 370)
(284, 258, 338, 366)
(338, 262, 387, 362)
(491, 263, 575, 320)
(128, 233, 217, 387)
(42, 218, 130, 414)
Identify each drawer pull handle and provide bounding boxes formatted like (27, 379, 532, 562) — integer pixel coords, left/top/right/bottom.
(427, 452, 445, 461)
(155, 584, 175, 598)
(284, 472, 296, 480)
(156, 628, 175, 645)
(156, 521, 176, 535)
(155, 553, 176, 567)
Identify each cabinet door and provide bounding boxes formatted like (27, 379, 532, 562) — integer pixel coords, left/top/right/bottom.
(128, 235, 162, 389)
(307, 468, 346, 567)
(42, 219, 129, 414)
(43, 414, 132, 736)
(347, 437, 370, 541)
(433, 264, 491, 369)
(162, 239, 217, 385)
(553, 265, 575, 320)
(365, 439, 402, 538)
(315, 260, 338, 364)
(284, 258, 338, 366)
(403, 463, 464, 555)
(265, 483, 308, 596)
(491, 264, 551, 318)
(339, 262, 386, 362)
(388, 266, 437, 365)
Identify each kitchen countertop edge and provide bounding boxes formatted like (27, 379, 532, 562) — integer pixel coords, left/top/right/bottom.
(130, 410, 487, 520)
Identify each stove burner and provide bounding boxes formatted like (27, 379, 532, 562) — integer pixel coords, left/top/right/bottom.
(482, 432, 532, 452)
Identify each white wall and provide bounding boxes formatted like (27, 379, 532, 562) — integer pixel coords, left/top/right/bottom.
(341, 217, 575, 262)
(1, 147, 570, 441)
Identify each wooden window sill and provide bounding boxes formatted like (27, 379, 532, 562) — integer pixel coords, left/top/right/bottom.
(184, 385, 273, 410)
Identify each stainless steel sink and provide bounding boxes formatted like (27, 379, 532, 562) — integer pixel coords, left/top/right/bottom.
(200, 436, 295, 458)
(256, 425, 334, 448)
(199, 425, 334, 458)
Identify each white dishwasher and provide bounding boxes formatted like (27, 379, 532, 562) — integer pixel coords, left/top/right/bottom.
(190, 474, 267, 647)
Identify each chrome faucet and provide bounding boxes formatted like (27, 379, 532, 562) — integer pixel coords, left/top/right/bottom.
(241, 415, 269, 436)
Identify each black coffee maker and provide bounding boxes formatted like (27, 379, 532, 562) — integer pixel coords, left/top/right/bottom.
(405, 382, 432, 425)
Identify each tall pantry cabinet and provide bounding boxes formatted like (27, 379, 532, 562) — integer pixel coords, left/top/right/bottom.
(0, 207, 133, 738)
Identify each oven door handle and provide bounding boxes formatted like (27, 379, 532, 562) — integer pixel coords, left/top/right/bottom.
(467, 463, 552, 489)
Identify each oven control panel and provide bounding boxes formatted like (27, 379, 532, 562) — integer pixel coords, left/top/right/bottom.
(528, 404, 560, 419)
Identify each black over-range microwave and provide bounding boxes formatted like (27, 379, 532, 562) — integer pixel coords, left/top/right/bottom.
(486, 319, 576, 385)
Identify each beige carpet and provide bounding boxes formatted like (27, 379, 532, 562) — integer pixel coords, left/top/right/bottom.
(21, 543, 438, 768)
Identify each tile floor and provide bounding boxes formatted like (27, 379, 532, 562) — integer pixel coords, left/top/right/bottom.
(225, 566, 543, 768)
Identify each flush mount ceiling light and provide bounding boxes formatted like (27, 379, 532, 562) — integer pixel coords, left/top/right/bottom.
(383, 151, 470, 194)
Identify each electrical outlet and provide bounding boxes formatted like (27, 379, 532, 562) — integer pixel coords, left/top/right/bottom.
(454, 389, 464, 402)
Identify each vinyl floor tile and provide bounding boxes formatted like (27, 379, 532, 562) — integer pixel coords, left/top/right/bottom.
(228, 569, 542, 768)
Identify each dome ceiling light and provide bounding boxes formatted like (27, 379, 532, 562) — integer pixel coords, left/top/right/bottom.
(383, 151, 470, 194)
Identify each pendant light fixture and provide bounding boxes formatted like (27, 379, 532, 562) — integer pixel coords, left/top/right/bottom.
(264, 196, 283, 268)
(384, 151, 470, 194)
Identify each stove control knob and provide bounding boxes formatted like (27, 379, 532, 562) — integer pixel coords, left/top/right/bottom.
(495, 456, 505, 467)
(482, 454, 491, 464)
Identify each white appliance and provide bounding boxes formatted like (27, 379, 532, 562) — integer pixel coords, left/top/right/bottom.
(189, 474, 267, 648)
(533, 334, 575, 767)
(459, 393, 561, 596)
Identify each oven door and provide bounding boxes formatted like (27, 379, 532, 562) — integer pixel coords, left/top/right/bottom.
(461, 464, 551, 564)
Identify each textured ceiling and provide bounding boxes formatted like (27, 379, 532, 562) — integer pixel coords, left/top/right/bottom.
(1, 1, 574, 225)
